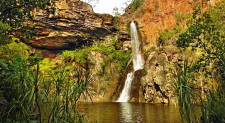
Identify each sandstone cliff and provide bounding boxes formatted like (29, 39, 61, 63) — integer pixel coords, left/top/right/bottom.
(121, 0, 219, 50)
(31, 0, 116, 50)
(117, 0, 219, 104)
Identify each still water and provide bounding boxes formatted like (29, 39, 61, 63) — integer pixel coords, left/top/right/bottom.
(78, 103, 182, 123)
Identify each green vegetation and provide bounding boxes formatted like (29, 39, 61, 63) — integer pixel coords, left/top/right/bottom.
(63, 48, 91, 65)
(174, 1, 225, 122)
(130, 0, 143, 12)
(0, 0, 53, 43)
(126, 21, 131, 34)
(157, 24, 182, 47)
(0, 0, 90, 122)
(63, 37, 132, 73)
(174, 60, 197, 123)
(0, 41, 90, 122)
(1, 0, 225, 122)
(174, 12, 189, 22)
(113, 16, 120, 25)
(97, 63, 106, 76)
(0, 43, 90, 122)
(92, 39, 131, 72)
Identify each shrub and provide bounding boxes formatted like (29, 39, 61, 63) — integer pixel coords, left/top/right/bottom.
(131, 0, 143, 12)
(157, 25, 181, 47)
(126, 21, 131, 34)
(63, 48, 91, 65)
(63, 37, 131, 72)
(93, 38, 131, 72)
(174, 12, 189, 22)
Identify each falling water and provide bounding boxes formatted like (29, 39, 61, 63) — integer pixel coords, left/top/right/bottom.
(117, 21, 145, 102)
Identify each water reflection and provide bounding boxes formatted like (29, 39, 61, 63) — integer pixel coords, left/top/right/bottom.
(78, 103, 182, 123)
(120, 103, 133, 122)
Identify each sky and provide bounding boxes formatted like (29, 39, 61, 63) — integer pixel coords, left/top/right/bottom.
(81, 0, 132, 16)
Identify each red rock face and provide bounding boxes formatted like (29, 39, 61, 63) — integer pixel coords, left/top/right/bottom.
(121, 0, 219, 51)
(139, 0, 192, 49)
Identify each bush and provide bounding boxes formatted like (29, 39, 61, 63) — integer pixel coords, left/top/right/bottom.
(63, 37, 131, 72)
(174, 12, 189, 22)
(131, 0, 143, 12)
(92, 38, 131, 72)
(63, 48, 91, 65)
(157, 25, 181, 47)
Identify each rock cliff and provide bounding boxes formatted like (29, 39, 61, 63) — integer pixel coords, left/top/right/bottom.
(121, 0, 219, 50)
(118, 0, 220, 104)
(31, 0, 116, 50)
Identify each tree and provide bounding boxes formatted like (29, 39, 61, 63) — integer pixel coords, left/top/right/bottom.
(0, 0, 53, 43)
(112, 7, 121, 16)
(175, 1, 225, 122)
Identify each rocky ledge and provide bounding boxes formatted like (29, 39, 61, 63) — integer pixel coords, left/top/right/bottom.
(30, 0, 117, 50)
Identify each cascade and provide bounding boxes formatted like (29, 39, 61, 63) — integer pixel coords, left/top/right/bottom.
(117, 21, 145, 102)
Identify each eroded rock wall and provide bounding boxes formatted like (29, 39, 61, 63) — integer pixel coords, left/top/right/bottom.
(119, 0, 220, 104)
(122, 0, 219, 50)
(31, 0, 116, 50)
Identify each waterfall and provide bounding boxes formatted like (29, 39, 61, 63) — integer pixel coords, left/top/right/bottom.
(117, 21, 145, 102)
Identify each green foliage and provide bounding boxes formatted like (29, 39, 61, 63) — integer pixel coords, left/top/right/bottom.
(0, 60, 89, 122)
(126, 21, 131, 34)
(92, 38, 132, 72)
(200, 92, 225, 123)
(39, 58, 56, 75)
(0, 42, 38, 122)
(131, 0, 143, 12)
(63, 50, 76, 60)
(0, 0, 53, 42)
(113, 16, 120, 25)
(45, 66, 89, 123)
(63, 37, 131, 72)
(175, 59, 225, 123)
(176, 1, 225, 79)
(0, 21, 12, 45)
(97, 63, 106, 76)
(175, 1, 225, 123)
(0, 0, 89, 122)
(174, 60, 197, 123)
(63, 48, 91, 65)
(74, 48, 91, 65)
(0, 41, 89, 122)
(174, 12, 189, 22)
(157, 25, 181, 47)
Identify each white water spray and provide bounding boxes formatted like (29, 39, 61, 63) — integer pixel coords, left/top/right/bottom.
(117, 21, 145, 102)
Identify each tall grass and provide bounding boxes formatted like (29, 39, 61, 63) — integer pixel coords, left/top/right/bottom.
(0, 59, 90, 122)
(174, 59, 197, 123)
(175, 59, 225, 123)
